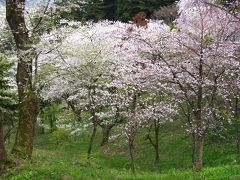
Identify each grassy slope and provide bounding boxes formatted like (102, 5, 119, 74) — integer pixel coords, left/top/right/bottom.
(2, 124, 240, 180)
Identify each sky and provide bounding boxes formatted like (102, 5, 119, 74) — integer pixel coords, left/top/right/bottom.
(0, 0, 38, 5)
(0, 5, 4, 21)
(0, 1, 41, 27)
(0, 0, 55, 6)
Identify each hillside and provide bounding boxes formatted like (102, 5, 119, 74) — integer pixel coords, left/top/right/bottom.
(2, 124, 240, 179)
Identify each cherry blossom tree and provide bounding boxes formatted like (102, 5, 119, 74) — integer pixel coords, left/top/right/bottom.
(202, 0, 240, 162)
(114, 20, 178, 170)
(36, 0, 240, 171)
(38, 21, 130, 158)
(148, 0, 240, 170)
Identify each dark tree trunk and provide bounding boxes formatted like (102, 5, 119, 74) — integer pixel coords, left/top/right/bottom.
(192, 43, 204, 171)
(4, 125, 14, 144)
(146, 121, 160, 166)
(6, 0, 39, 159)
(191, 132, 196, 165)
(236, 122, 240, 162)
(76, 112, 82, 123)
(194, 111, 204, 171)
(41, 119, 45, 134)
(87, 112, 97, 160)
(100, 106, 120, 146)
(195, 135, 204, 171)
(100, 124, 114, 146)
(194, 57, 204, 171)
(0, 110, 7, 173)
(66, 100, 82, 123)
(234, 98, 240, 162)
(128, 137, 135, 174)
(49, 115, 55, 133)
(12, 90, 38, 159)
(154, 120, 160, 165)
(127, 92, 138, 174)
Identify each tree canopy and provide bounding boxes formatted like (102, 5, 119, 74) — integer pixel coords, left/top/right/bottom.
(55, 0, 176, 22)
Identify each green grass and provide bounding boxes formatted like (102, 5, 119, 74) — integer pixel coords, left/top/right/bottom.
(1, 125, 240, 180)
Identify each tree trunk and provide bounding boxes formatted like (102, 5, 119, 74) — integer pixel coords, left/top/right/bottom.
(191, 132, 196, 165)
(49, 115, 55, 133)
(128, 92, 138, 174)
(87, 113, 97, 160)
(66, 100, 82, 123)
(194, 111, 204, 171)
(193, 42, 204, 171)
(234, 98, 240, 162)
(12, 90, 38, 159)
(41, 119, 45, 134)
(146, 121, 160, 166)
(100, 125, 113, 146)
(0, 110, 7, 173)
(4, 125, 14, 144)
(128, 137, 135, 174)
(195, 135, 204, 171)
(236, 122, 240, 162)
(154, 121, 160, 165)
(76, 111, 82, 123)
(6, 0, 39, 159)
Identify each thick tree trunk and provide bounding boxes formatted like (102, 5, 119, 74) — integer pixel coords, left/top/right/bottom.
(195, 135, 204, 171)
(6, 0, 39, 159)
(100, 125, 113, 146)
(0, 110, 7, 173)
(12, 89, 38, 159)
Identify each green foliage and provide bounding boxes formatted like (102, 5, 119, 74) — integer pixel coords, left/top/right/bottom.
(2, 122, 240, 179)
(55, 0, 176, 22)
(116, 0, 176, 22)
(0, 26, 15, 54)
(169, 23, 178, 31)
(39, 103, 59, 133)
(50, 129, 69, 145)
(0, 54, 15, 110)
(204, 35, 214, 45)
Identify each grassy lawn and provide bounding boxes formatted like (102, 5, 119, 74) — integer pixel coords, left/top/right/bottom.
(1, 125, 240, 180)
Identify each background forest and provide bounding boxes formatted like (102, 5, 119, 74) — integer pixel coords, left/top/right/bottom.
(0, 0, 240, 179)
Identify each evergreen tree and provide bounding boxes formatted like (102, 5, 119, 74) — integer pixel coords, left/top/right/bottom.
(0, 53, 15, 172)
(0, 54, 14, 110)
(55, 0, 176, 22)
(103, 0, 117, 20)
(116, 0, 176, 21)
(84, 0, 106, 21)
